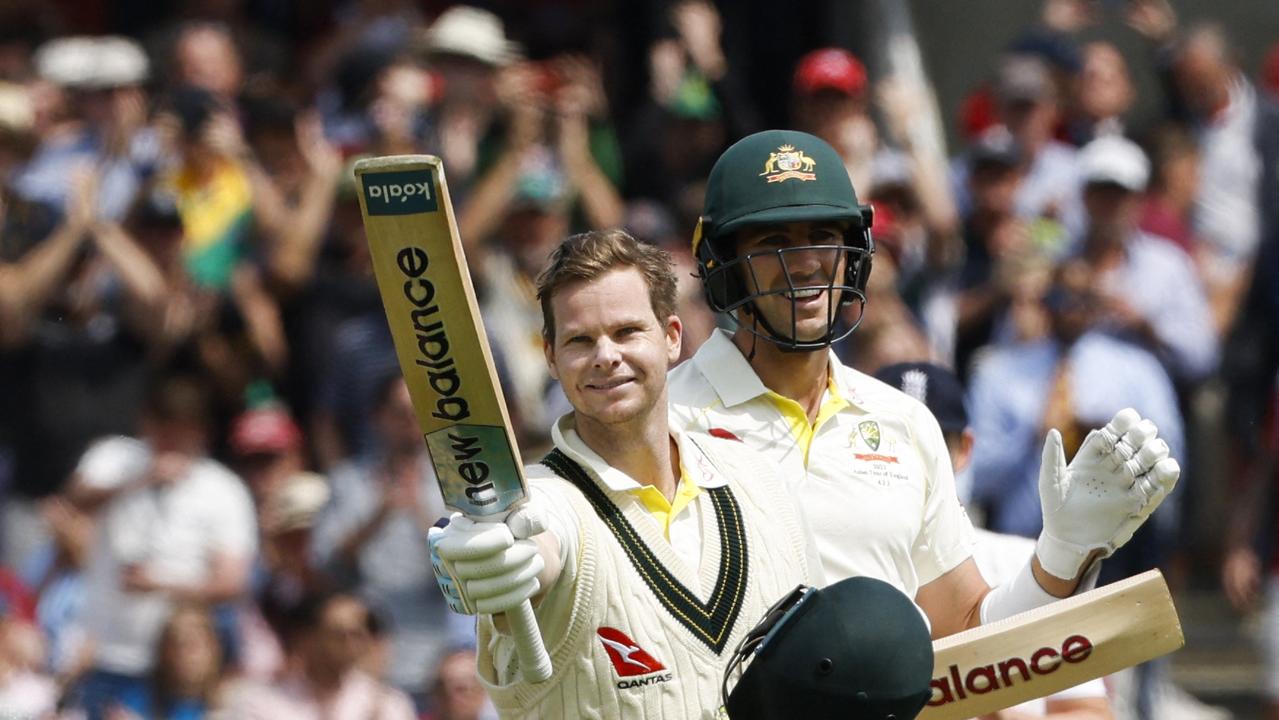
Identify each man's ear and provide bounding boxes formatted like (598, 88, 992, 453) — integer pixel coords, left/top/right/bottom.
(665, 314, 683, 365)
(543, 337, 559, 381)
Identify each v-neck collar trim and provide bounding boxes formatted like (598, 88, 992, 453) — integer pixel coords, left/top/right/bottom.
(541, 448, 749, 654)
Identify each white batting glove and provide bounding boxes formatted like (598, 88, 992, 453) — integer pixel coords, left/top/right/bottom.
(428, 503, 548, 616)
(1036, 408, 1180, 581)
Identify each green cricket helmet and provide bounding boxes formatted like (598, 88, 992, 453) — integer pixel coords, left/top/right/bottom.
(694, 129, 875, 351)
(722, 576, 934, 720)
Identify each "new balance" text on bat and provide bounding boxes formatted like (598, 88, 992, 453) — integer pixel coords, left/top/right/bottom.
(919, 569, 1183, 719)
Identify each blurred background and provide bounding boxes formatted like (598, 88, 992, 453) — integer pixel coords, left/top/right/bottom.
(0, 0, 1275, 718)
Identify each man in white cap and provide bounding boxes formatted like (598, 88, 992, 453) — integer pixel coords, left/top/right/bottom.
(1070, 134, 1216, 386)
(415, 6, 520, 185)
(16, 36, 158, 221)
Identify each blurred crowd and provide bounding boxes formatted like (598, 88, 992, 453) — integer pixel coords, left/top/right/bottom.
(0, 0, 1277, 718)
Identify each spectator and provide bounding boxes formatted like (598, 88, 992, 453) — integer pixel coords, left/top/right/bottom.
(254, 470, 333, 648)
(1068, 41, 1135, 145)
(274, 154, 384, 459)
(230, 590, 416, 720)
(312, 374, 474, 701)
(156, 86, 254, 293)
(228, 403, 307, 508)
(107, 604, 228, 719)
(171, 22, 245, 105)
(1221, 221, 1279, 720)
(1069, 134, 1217, 385)
(458, 52, 625, 247)
(1, 165, 176, 556)
(1138, 123, 1200, 257)
(415, 5, 522, 191)
(65, 374, 256, 720)
(950, 129, 1054, 379)
(790, 47, 878, 198)
(241, 95, 346, 300)
(421, 649, 492, 720)
(21, 496, 92, 680)
(228, 404, 316, 681)
(0, 616, 58, 719)
(308, 302, 400, 469)
(953, 54, 1082, 241)
(1164, 20, 1279, 333)
(15, 35, 157, 222)
(622, 1, 734, 214)
(155, 85, 289, 394)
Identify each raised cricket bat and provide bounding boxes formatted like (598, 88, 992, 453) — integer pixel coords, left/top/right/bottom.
(354, 155, 553, 682)
(918, 569, 1183, 719)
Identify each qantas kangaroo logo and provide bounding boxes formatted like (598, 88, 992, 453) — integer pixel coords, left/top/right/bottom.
(597, 627, 672, 688)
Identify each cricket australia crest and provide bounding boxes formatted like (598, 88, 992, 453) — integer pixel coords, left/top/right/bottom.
(759, 144, 817, 183)
(857, 420, 881, 451)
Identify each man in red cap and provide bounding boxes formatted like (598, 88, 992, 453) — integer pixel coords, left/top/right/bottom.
(791, 48, 877, 193)
(229, 404, 307, 512)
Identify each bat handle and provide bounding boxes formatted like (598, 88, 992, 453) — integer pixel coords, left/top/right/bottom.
(508, 598, 554, 682)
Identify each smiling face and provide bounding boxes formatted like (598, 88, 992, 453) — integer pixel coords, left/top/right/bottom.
(733, 221, 849, 343)
(544, 266, 681, 435)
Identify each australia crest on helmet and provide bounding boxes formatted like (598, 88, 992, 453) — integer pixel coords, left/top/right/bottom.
(759, 144, 817, 183)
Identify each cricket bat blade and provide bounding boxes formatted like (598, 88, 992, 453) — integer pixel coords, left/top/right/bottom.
(354, 154, 553, 683)
(918, 569, 1183, 719)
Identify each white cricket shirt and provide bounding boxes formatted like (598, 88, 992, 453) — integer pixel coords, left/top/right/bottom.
(668, 330, 975, 598)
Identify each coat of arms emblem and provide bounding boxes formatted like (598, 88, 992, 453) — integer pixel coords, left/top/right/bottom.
(759, 145, 817, 183)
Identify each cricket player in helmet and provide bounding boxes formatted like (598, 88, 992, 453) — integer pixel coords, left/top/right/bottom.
(693, 129, 874, 351)
(669, 129, 1181, 647)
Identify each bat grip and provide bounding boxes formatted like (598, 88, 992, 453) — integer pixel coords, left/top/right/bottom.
(508, 598, 554, 682)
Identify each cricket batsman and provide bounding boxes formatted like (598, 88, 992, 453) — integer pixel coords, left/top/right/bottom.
(668, 129, 1181, 635)
(428, 231, 828, 718)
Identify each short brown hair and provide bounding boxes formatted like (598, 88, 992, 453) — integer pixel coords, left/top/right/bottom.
(536, 230, 679, 342)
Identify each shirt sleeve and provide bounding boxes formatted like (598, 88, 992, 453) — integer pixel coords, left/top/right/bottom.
(911, 406, 976, 587)
(528, 480, 581, 600)
(208, 467, 258, 557)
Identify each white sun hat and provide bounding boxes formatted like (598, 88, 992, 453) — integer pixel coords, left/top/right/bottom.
(418, 6, 522, 67)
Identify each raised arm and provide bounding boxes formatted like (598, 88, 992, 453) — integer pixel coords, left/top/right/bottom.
(266, 111, 345, 293)
(0, 170, 96, 346)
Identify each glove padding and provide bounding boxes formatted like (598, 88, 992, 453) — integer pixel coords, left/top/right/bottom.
(429, 503, 548, 616)
(1036, 408, 1180, 581)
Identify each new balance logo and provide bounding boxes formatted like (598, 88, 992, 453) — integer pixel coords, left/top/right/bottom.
(597, 628, 669, 684)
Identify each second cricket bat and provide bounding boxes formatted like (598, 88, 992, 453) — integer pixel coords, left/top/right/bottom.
(918, 569, 1183, 719)
(354, 155, 553, 682)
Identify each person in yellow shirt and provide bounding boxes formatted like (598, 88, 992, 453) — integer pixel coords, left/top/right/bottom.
(161, 86, 255, 291)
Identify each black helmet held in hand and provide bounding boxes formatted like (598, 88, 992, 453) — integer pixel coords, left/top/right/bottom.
(722, 576, 934, 720)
